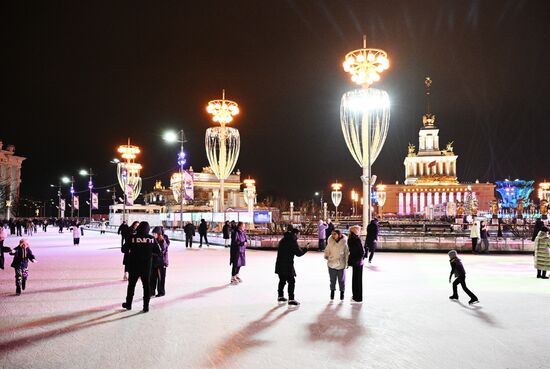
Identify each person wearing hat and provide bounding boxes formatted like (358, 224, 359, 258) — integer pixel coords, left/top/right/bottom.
(275, 226, 308, 306)
(534, 226, 550, 279)
(448, 250, 479, 305)
(347, 226, 365, 303)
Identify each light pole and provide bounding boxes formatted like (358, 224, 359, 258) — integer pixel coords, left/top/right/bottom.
(340, 36, 391, 233)
(331, 181, 343, 222)
(68, 176, 75, 218)
(205, 89, 241, 213)
(79, 169, 95, 223)
(163, 130, 187, 229)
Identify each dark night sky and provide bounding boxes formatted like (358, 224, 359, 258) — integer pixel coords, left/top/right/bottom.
(2, 0, 550, 206)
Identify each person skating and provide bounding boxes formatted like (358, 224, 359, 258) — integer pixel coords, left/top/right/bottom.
(100, 220, 107, 234)
(534, 226, 550, 279)
(364, 219, 379, 263)
(122, 221, 161, 312)
(184, 222, 195, 248)
(479, 221, 490, 253)
(71, 223, 81, 246)
(470, 220, 480, 253)
(347, 226, 365, 303)
(318, 220, 328, 251)
(151, 226, 169, 297)
(275, 226, 308, 306)
(117, 221, 129, 245)
(324, 229, 349, 301)
(448, 250, 479, 304)
(198, 219, 209, 247)
(10, 239, 37, 295)
(121, 221, 139, 281)
(222, 221, 231, 247)
(229, 222, 248, 285)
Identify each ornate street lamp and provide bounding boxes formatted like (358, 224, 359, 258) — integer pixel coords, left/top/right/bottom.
(79, 169, 95, 223)
(376, 184, 387, 219)
(116, 139, 142, 223)
(164, 129, 187, 229)
(243, 178, 256, 214)
(205, 89, 241, 212)
(331, 181, 343, 222)
(340, 36, 391, 233)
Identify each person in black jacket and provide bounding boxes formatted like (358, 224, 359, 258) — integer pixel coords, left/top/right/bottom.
(365, 219, 379, 263)
(184, 222, 195, 248)
(121, 221, 138, 281)
(198, 219, 209, 247)
(150, 226, 169, 297)
(275, 226, 308, 306)
(122, 222, 161, 312)
(532, 218, 544, 242)
(10, 239, 36, 295)
(448, 250, 479, 305)
(222, 221, 231, 247)
(347, 226, 365, 303)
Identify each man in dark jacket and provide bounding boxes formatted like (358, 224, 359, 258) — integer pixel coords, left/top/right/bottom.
(198, 219, 209, 247)
(532, 218, 544, 242)
(365, 219, 379, 263)
(448, 250, 479, 305)
(122, 221, 160, 312)
(325, 220, 334, 242)
(118, 221, 129, 244)
(184, 222, 195, 248)
(275, 227, 308, 306)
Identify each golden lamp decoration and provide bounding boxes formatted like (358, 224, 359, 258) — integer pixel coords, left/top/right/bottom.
(343, 36, 390, 87)
(206, 89, 240, 126)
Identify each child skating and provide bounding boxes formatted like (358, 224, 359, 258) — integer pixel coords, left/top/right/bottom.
(10, 239, 37, 295)
(448, 250, 479, 305)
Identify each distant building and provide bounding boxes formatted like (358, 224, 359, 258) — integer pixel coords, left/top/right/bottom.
(0, 141, 25, 219)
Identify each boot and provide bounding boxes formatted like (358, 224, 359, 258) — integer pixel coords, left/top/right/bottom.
(16, 285, 21, 295)
(278, 296, 288, 302)
(330, 290, 335, 301)
(340, 291, 345, 301)
(143, 298, 150, 313)
(122, 302, 132, 310)
(537, 270, 542, 278)
(542, 271, 549, 279)
(22, 279, 26, 291)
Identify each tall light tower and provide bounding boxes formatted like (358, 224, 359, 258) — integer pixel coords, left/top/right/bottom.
(164, 130, 187, 229)
(331, 181, 343, 222)
(340, 36, 391, 233)
(205, 90, 241, 213)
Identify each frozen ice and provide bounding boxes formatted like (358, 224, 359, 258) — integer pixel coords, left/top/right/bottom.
(1, 229, 549, 369)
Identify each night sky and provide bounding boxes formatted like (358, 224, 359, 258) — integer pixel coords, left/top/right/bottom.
(2, 1, 550, 207)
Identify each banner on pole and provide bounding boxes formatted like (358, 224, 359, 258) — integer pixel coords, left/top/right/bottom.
(125, 185, 134, 206)
(59, 199, 66, 211)
(184, 170, 194, 200)
(73, 196, 79, 210)
(91, 193, 99, 210)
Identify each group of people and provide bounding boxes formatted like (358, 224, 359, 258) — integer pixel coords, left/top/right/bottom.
(469, 220, 491, 254)
(182, 219, 211, 248)
(319, 218, 379, 263)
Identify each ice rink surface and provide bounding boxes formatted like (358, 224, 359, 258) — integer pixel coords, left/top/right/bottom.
(1, 229, 549, 369)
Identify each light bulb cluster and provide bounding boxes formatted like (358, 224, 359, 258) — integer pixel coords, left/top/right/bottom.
(331, 182, 343, 191)
(117, 144, 141, 161)
(206, 99, 240, 125)
(343, 48, 389, 87)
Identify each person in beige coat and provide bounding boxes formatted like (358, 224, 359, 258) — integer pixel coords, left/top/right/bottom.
(534, 226, 550, 279)
(324, 229, 349, 301)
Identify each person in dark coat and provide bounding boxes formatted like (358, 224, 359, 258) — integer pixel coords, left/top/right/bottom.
(325, 220, 334, 242)
(448, 250, 479, 305)
(10, 239, 36, 295)
(118, 221, 129, 245)
(229, 222, 248, 284)
(121, 221, 139, 281)
(365, 219, 379, 263)
(222, 221, 231, 247)
(275, 226, 308, 305)
(198, 219, 209, 247)
(0, 226, 10, 270)
(122, 221, 161, 312)
(150, 226, 169, 297)
(347, 226, 365, 303)
(184, 222, 195, 248)
(532, 218, 545, 242)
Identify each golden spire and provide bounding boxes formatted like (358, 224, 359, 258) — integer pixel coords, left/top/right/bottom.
(422, 76, 436, 128)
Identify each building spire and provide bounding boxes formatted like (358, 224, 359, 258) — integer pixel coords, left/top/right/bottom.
(422, 76, 436, 128)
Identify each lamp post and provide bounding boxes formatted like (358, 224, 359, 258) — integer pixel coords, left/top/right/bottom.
(205, 89, 241, 213)
(351, 189, 359, 216)
(331, 181, 343, 222)
(340, 35, 391, 233)
(164, 130, 187, 229)
(116, 139, 142, 224)
(79, 169, 95, 223)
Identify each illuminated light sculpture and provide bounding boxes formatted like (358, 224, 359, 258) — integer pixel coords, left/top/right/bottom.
(331, 181, 343, 222)
(243, 178, 257, 214)
(116, 139, 142, 222)
(376, 184, 387, 219)
(340, 36, 391, 232)
(495, 179, 534, 209)
(205, 90, 241, 212)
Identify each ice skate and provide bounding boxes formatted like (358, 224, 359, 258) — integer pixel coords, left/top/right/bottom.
(288, 300, 300, 306)
(278, 297, 288, 303)
(340, 291, 345, 301)
(330, 290, 335, 301)
(230, 277, 239, 285)
(143, 306, 149, 313)
(122, 302, 132, 310)
(449, 295, 459, 300)
(468, 299, 480, 305)
(235, 275, 242, 283)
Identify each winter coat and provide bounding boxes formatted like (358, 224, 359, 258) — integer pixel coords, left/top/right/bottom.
(124, 233, 160, 272)
(534, 231, 550, 271)
(347, 233, 365, 267)
(532, 220, 544, 242)
(152, 237, 169, 268)
(366, 221, 379, 243)
(10, 246, 36, 269)
(230, 229, 247, 267)
(184, 223, 196, 237)
(72, 226, 81, 238)
(100, 222, 107, 231)
(318, 223, 328, 240)
(324, 235, 349, 270)
(480, 224, 490, 239)
(118, 223, 129, 237)
(198, 221, 208, 235)
(470, 222, 480, 238)
(325, 223, 335, 240)
(449, 257, 466, 279)
(222, 224, 230, 239)
(275, 232, 307, 276)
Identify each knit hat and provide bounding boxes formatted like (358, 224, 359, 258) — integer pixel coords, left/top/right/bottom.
(448, 250, 458, 259)
(349, 225, 361, 235)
